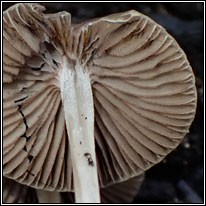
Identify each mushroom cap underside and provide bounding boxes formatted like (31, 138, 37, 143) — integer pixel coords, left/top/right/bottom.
(3, 174, 144, 203)
(3, 3, 197, 192)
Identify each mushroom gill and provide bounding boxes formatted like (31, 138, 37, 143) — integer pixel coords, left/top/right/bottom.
(3, 3, 197, 203)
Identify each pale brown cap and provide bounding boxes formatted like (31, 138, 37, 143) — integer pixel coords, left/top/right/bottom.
(3, 3, 197, 192)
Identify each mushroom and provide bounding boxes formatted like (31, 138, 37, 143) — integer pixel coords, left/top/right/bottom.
(3, 3, 197, 203)
(3, 174, 144, 203)
(61, 173, 145, 203)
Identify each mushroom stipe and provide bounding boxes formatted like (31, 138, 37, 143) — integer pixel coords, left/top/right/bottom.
(3, 3, 197, 203)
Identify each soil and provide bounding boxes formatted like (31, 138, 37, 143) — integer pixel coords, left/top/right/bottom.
(3, 2, 204, 204)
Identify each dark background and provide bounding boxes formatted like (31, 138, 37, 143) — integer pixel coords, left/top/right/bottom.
(3, 2, 204, 204)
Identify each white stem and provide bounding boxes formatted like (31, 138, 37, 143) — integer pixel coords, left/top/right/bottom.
(59, 56, 100, 203)
(36, 190, 61, 203)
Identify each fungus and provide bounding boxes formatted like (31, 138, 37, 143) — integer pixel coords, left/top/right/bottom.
(3, 174, 144, 203)
(3, 3, 197, 203)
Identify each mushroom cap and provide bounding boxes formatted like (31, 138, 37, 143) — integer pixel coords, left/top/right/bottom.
(62, 173, 145, 203)
(3, 3, 197, 192)
(3, 174, 144, 203)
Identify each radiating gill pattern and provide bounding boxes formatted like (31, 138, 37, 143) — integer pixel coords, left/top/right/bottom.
(3, 4, 73, 192)
(84, 11, 196, 185)
(3, 3, 197, 192)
